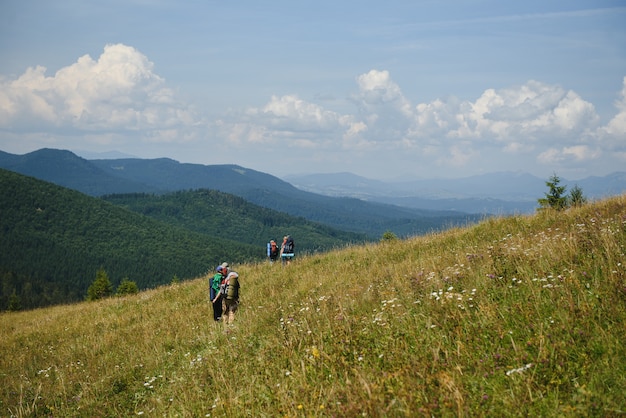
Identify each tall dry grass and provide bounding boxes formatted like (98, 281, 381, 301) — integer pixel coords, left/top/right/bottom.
(1, 195, 625, 417)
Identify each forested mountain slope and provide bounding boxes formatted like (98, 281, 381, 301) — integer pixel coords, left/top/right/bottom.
(0, 169, 256, 309)
(92, 156, 482, 237)
(0, 148, 156, 195)
(0, 148, 482, 238)
(102, 190, 367, 252)
(0, 169, 369, 310)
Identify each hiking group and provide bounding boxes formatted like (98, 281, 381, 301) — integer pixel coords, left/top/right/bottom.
(209, 262, 240, 324)
(267, 235, 295, 265)
(208, 235, 293, 323)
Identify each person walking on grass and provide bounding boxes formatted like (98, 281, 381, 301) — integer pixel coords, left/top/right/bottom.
(212, 271, 240, 324)
(210, 264, 227, 321)
(280, 235, 295, 266)
(267, 239, 279, 263)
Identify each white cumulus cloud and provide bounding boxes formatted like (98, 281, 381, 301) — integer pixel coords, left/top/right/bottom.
(601, 76, 626, 140)
(448, 80, 599, 142)
(1, 43, 624, 177)
(225, 69, 620, 176)
(0, 43, 202, 143)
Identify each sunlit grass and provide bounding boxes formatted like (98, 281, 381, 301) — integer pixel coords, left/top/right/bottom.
(1, 195, 625, 416)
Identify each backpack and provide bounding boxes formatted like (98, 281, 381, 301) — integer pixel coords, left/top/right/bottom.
(225, 272, 240, 300)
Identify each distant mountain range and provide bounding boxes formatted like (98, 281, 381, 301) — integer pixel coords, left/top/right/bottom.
(0, 148, 481, 238)
(284, 171, 626, 214)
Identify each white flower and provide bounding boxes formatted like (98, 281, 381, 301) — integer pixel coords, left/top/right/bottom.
(506, 363, 533, 376)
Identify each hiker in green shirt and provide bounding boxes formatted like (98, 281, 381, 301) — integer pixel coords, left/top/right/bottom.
(210, 263, 227, 321)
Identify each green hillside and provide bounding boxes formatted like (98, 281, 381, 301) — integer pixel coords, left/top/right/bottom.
(1, 194, 624, 416)
(0, 169, 258, 309)
(0, 169, 368, 310)
(102, 190, 368, 252)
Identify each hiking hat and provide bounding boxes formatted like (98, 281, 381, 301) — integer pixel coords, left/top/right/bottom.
(221, 262, 229, 269)
(216, 266, 223, 272)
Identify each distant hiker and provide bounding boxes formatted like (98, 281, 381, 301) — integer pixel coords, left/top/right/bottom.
(280, 235, 295, 265)
(210, 265, 226, 321)
(267, 239, 279, 263)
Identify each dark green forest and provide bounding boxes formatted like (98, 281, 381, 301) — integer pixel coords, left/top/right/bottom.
(0, 169, 368, 310)
(102, 190, 368, 252)
(1, 149, 483, 238)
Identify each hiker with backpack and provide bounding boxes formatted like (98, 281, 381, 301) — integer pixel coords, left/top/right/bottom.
(212, 271, 240, 324)
(209, 263, 228, 321)
(280, 235, 295, 265)
(267, 239, 279, 263)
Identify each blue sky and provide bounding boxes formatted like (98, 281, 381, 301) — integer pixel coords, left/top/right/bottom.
(1, 0, 625, 180)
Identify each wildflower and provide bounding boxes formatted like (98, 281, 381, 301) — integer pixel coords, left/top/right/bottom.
(506, 363, 533, 376)
(312, 347, 320, 359)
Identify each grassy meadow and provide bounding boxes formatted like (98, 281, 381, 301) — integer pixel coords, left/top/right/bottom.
(1, 195, 625, 417)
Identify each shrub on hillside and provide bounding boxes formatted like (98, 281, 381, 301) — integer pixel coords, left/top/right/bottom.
(116, 278, 139, 296)
(87, 267, 113, 301)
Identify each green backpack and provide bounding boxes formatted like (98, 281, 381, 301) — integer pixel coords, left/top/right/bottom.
(225, 273, 240, 300)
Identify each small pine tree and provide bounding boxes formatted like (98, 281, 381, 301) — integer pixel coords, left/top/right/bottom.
(568, 184, 588, 208)
(538, 173, 568, 211)
(8, 291, 21, 311)
(116, 278, 139, 296)
(87, 267, 113, 301)
(381, 231, 398, 242)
